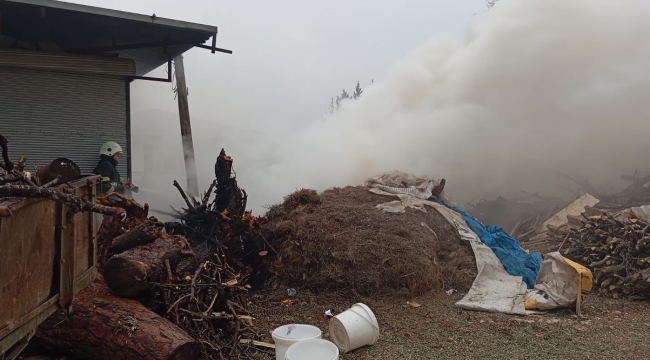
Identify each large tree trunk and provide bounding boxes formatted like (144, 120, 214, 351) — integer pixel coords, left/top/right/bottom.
(34, 280, 199, 360)
(103, 235, 192, 298)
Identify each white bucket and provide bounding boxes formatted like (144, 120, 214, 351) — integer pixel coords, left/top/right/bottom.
(329, 303, 379, 353)
(285, 339, 339, 360)
(272, 324, 322, 360)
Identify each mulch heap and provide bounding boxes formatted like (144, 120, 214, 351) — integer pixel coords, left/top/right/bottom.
(264, 186, 477, 296)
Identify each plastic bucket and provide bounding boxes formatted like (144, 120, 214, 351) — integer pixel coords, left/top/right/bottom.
(285, 339, 339, 360)
(272, 324, 322, 360)
(329, 303, 379, 353)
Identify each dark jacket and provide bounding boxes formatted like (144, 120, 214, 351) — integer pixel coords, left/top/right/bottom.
(92, 155, 124, 194)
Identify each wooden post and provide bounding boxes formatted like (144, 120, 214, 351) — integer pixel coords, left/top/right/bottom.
(173, 55, 200, 197)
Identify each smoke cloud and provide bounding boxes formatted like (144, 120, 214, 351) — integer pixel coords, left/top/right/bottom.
(133, 0, 650, 217)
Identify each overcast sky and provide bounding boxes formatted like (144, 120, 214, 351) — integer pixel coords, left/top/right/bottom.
(68, 0, 487, 131)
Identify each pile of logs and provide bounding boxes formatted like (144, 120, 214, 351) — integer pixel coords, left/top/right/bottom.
(553, 207, 650, 299)
(34, 149, 271, 360)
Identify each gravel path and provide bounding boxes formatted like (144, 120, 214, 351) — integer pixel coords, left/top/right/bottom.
(251, 291, 650, 360)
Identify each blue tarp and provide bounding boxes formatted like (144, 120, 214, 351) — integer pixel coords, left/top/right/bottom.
(430, 197, 542, 288)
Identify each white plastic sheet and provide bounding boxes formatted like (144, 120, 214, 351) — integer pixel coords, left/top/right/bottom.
(365, 171, 587, 315)
(365, 171, 447, 201)
(531, 252, 583, 309)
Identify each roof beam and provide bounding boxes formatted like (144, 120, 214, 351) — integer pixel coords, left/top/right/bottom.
(70, 39, 196, 53)
(193, 44, 232, 54)
(3, 0, 218, 33)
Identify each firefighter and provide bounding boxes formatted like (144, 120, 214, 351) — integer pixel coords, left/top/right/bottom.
(93, 141, 126, 195)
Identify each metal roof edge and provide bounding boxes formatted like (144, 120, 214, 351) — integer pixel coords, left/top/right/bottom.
(3, 0, 219, 34)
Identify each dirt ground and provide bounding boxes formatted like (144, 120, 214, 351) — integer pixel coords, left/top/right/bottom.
(249, 290, 650, 360)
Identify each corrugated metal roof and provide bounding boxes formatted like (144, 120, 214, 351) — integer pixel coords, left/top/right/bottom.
(5, 0, 218, 33)
(0, 0, 223, 76)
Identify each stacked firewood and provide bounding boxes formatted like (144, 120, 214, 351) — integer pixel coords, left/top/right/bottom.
(553, 207, 650, 299)
(35, 149, 271, 360)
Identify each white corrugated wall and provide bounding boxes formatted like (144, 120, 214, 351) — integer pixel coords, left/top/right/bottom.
(0, 67, 128, 177)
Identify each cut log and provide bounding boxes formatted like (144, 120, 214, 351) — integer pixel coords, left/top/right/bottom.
(104, 235, 192, 298)
(34, 280, 200, 360)
(108, 220, 164, 255)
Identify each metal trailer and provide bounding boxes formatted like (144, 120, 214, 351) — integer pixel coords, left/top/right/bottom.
(0, 176, 100, 360)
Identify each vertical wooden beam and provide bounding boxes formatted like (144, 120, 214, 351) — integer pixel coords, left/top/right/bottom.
(58, 205, 75, 311)
(173, 55, 199, 197)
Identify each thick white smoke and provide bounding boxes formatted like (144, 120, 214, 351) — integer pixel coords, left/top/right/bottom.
(245, 0, 650, 210)
(133, 0, 650, 216)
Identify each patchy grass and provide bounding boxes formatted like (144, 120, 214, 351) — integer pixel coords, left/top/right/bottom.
(249, 290, 650, 360)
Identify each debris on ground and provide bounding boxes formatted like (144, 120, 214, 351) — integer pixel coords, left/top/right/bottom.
(517, 194, 601, 254)
(33, 149, 270, 360)
(264, 186, 477, 296)
(468, 192, 566, 239)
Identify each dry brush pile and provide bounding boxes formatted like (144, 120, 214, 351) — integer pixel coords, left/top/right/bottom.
(264, 186, 477, 296)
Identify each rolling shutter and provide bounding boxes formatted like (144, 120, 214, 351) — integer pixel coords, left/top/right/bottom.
(0, 67, 128, 177)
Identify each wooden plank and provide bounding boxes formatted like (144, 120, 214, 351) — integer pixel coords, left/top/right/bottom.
(0, 200, 56, 327)
(58, 203, 75, 310)
(173, 55, 199, 197)
(0, 296, 58, 341)
(239, 339, 275, 349)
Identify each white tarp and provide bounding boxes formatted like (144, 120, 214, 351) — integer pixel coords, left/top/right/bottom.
(366, 171, 587, 315)
(368, 181, 533, 314)
(457, 264, 530, 315)
(530, 252, 582, 308)
(428, 202, 532, 315)
(365, 171, 448, 201)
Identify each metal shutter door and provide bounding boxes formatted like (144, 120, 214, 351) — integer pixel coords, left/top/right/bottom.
(0, 67, 127, 177)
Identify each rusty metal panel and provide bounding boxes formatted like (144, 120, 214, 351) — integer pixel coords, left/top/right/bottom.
(0, 200, 57, 329)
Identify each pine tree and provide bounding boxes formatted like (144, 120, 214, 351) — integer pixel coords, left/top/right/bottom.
(328, 97, 335, 114)
(353, 81, 363, 99)
(340, 89, 350, 100)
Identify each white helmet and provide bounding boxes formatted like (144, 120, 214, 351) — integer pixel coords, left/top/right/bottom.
(99, 141, 123, 156)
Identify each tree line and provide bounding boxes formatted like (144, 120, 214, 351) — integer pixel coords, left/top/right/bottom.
(328, 80, 372, 114)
